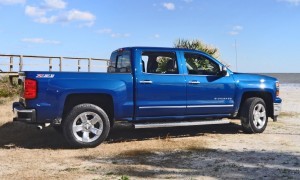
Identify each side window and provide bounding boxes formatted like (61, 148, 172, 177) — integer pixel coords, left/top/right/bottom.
(108, 51, 131, 73)
(184, 53, 220, 75)
(141, 51, 178, 74)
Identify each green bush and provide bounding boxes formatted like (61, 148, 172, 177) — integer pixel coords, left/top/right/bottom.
(0, 75, 21, 98)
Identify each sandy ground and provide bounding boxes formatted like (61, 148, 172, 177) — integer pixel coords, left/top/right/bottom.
(0, 86, 299, 179)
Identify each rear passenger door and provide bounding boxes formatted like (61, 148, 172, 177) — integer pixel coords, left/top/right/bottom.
(135, 50, 186, 119)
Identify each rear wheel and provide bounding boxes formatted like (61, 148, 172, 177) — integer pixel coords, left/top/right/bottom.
(63, 103, 110, 148)
(241, 97, 268, 133)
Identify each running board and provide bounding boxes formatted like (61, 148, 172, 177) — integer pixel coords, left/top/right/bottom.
(134, 120, 230, 129)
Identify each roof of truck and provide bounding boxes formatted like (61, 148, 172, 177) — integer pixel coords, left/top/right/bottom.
(122, 46, 206, 52)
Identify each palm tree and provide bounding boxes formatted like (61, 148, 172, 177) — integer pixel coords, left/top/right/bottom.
(174, 38, 230, 70)
(174, 38, 219, 58)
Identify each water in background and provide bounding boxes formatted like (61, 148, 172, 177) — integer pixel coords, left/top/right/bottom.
(258, 73, 300, 84)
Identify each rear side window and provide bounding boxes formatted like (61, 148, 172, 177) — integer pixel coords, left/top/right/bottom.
(141, 51, 178, 74)
(108, 50, 131, 73)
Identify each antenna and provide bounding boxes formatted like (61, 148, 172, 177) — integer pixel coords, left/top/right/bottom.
(235, 39, 238, 72)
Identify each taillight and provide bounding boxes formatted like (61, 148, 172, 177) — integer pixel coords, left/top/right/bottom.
(24, 79, 37, 99)
(276, 81, 280, 97)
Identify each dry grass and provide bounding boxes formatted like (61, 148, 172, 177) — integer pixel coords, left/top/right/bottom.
(0, 97, 17, 125)
(279, 111, 300, 118)
(0, 76, 21, 99)
(117, 138, 208, 157)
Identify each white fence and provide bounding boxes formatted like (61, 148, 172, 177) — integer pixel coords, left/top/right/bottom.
(0, 54, 109, 73)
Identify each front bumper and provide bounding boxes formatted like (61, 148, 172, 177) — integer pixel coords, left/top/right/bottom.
(274, 103, 282, 116)
(13, 102, 36, 123)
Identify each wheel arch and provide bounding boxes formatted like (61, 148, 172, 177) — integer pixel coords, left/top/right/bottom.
(62, 93, 114, 126)
(237, 91, 273, 118)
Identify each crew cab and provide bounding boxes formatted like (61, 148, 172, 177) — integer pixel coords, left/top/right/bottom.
(13, 47, 282, 147)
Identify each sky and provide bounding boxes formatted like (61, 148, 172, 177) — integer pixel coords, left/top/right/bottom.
(0, 0, 300, 73)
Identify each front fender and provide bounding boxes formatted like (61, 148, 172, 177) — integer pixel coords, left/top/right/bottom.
(233, 79, 277, 116)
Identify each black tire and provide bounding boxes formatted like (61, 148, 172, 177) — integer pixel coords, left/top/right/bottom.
(240, 97, 268, 133)
(63, 103, 110, 148)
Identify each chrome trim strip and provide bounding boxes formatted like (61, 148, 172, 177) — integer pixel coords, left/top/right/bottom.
(187, 105, 234, 108)
(139, 106, 185, 109)
(134, 119, 230, 129)
(16, 109, 35, 113)
(139, 104, 234, 109)
(188, 81, 200, 84)
(139, 80, 153, 84)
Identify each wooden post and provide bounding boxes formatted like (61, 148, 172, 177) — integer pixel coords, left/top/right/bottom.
(77, 59, 81, 72)
(19, 55, 23, 72)
(88, 58, 91, 72)
(9, 56, 13, 72)
(49, 58, 52, 71)
(59, 57, 62, 71)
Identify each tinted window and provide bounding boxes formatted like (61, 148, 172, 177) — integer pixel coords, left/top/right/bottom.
(108, 51, 131, 73)
(141, 51, 178, 74)
(184, 53, 220, 75)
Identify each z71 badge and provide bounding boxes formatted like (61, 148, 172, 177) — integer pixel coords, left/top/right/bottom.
(36, 74, 55, 78)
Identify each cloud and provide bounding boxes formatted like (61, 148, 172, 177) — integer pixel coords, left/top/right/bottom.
(153, 34, 160, 38)
(232, 25, 243, 31)
(0, 0, 25, 5)
(25, 0, 66, 17)
(229, 25, 243, 36)
(111, 33, 130, 38)
(62, 9, 95, 23)
(34, 16, 56, 24)
(97, 28, 112, 34)
(229, 31, 239, 36)
(21, 38, 60, 44)
(25, 6, 47, 17)
(97, 28, 130, 38)
(43, 0, 66, 9)
(163, 2, 175, 10)
(25, 0, 95, 27)
(32, 10, 96, 26)
(279, 0, 300, 6)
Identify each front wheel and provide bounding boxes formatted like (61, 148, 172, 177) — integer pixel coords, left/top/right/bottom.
(241, 97, 268, 133)
(63, 103, 110, 148)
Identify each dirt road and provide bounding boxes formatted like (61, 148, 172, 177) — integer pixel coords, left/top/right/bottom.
(0, 86, 299, 179)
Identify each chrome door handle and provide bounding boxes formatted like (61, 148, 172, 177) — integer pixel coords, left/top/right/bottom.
(188, 81, 200, 84)
(140, 80, 153, 84)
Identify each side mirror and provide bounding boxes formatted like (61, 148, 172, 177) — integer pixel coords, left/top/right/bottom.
(220, 66, 228, 76)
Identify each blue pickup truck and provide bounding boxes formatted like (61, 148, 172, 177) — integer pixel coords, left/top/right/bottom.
(13, 47, 282, 147)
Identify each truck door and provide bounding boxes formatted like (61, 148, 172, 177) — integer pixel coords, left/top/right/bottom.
(135, 50, 186, 119)
(183, 52, 236, 116)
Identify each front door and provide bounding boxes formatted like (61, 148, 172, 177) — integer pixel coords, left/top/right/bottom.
(183, 52, 236, 115)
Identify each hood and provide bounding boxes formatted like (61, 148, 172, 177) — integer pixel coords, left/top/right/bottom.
(232, 73, 278, 83)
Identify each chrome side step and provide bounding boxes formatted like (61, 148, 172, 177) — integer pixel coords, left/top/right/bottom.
(134, 119, 230, 129)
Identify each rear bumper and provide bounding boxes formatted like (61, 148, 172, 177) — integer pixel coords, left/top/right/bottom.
(13, 102, 36, 123)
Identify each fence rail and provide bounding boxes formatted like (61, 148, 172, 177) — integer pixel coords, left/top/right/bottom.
(0, 54, 110, 73)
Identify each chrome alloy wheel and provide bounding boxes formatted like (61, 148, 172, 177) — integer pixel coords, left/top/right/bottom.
(72, 112, 103, 143)
(252, 103, 267, 129)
